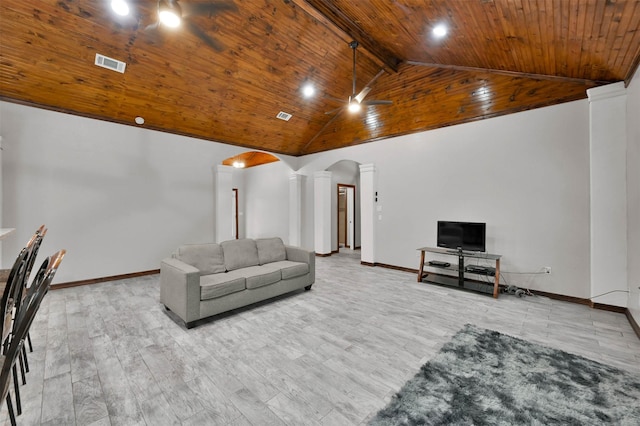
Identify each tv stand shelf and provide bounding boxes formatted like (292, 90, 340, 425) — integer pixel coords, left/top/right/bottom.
(417, 247, 502, 298)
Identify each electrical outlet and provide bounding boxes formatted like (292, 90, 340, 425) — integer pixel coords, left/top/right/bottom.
(543, 266, 551, 274)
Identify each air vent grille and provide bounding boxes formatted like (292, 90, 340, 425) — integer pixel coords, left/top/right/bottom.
(95, 53, 126, 73)
(276, 111, 292, 121)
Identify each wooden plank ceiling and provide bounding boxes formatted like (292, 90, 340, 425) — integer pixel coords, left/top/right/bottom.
(1, 0, 639, 156)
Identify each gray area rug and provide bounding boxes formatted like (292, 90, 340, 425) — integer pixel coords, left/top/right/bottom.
(369, 324, 640, 425)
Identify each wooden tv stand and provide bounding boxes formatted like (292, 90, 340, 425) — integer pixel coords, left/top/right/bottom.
(417, 247, 502, 298)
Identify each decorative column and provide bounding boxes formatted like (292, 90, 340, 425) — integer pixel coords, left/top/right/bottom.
(289, 173, 303, 246)
(215, 165, 234, 243)
(314, 171, 332, 255)
(359, 163, 376, 265)
(587, 82, 628, 307)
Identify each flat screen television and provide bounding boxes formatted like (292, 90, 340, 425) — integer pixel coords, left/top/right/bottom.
(437, 221, 486, 252)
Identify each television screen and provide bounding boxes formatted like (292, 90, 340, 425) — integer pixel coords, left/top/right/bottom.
(437, 221, 486, 252)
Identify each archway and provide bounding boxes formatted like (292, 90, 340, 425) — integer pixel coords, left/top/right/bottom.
(326, 160, 361, 257)
(216, 151, 281, 242)
(222, 151, 279, 169)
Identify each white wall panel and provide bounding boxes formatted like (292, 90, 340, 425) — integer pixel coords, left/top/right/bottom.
(627, 66, 640, 323)
(588, 83, 628, 307)
(243, 160, 291, 242)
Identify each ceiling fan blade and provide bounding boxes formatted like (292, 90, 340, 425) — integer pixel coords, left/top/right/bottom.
(303, 109, 345, 154)
(354, 87, 371, 104)
(323, 94, 346, 104)
(144, 21, 160, 31)
(143, 21, 165, 45)
(325, 106, 345, 115)
(362, 100, 393, 106)
(354, 69, 387, 103)
(184, 19, 224, 51)
(181, 1, 238, 17)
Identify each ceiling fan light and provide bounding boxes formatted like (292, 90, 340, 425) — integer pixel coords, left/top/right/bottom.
(348, 101, 361, 113)
(232, 161, 245, 168)
(159, 10, 181, 27)
(110, 0, 129, 16)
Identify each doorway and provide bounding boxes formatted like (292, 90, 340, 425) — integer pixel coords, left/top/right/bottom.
(232, 188, 239, 239)
(337, 184, 355, 251)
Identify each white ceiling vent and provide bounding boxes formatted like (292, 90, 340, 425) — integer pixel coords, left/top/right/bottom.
(276, 111, 292, 121)
(95, 53, 126, 73)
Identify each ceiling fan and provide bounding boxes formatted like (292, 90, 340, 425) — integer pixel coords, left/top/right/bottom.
(144, 0, 237, 52)
(326, 41, 392, 115)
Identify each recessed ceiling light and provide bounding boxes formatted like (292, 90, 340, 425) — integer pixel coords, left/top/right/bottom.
(111, 0, 129, 16)
(135, 116, 145, 125)
(302, 83, 315, 98)
(433, 24, 447, 38)
(232, 161, 245, 168)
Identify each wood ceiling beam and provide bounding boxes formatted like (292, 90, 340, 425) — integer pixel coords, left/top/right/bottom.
(300, 0, 401, 72)
(406, 61, 610, 86)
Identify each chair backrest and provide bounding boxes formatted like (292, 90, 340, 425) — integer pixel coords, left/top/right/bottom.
(16, 227, 47, 312)
(0, 250, 61, 403)
(17, 250, 65, 327)
(0, 248, 29, 349)
(23, 226, 47, 286)
(1, 226, 47, 349)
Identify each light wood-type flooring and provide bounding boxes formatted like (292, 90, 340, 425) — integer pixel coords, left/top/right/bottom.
(2, 250, 639, 425)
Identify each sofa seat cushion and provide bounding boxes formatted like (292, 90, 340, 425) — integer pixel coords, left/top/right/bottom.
(271, 261, 309, 280)
(221, 239, 260, 271)
(239, 265, 282, 290)
(256, 237, 287, 265)
(200, 271, 246, 301)
(176, 243, 226, 275)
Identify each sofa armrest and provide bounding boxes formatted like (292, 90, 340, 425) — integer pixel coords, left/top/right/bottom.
(160, 257, 201, 324)
(285, 245, 315, 283)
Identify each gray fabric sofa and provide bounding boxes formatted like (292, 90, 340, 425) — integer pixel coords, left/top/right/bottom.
(160, 237, 315, 328)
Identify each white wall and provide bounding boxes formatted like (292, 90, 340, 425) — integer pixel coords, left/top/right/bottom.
(627, 65, 640, 324)
(242, 160, 292, 242)
(1, 102, 250, 283)
(0, 95, 617, 304)
(299, 100, 592, 298)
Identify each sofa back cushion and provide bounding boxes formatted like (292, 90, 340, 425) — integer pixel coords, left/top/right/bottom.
(221, 238, 260, 271)
(176, 243, 226, 275)
(256, 237, 287, 265)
